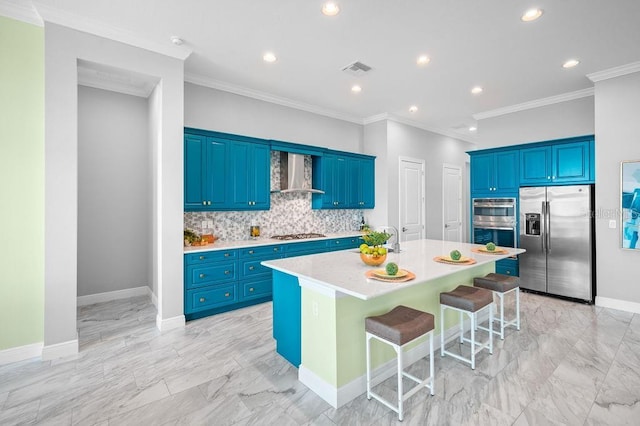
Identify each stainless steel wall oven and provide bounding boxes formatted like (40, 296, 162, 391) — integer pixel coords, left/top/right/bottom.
(472, 198, 517, 248)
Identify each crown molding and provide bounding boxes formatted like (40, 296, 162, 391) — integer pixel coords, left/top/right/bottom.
(0, 0, 43, 26)
(587, 61, 640, 82)
(185, 72, 364, 125)
(362, 113, 389, 125)
(32, 2, 192, 61)
(473, 87, 594, 121)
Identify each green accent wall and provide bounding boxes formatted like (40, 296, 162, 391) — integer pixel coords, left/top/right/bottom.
(301, 263, 494, 388)
(0, 16, 45, 351)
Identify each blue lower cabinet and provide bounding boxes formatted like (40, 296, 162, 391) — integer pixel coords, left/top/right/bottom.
(284, 240, 328, 257)
(496, 258, 519, 277)
(272, 270, 301, 367)
(241, 278, 272, 301)
(186, 262, 237, 289)
(327, 236, 362, 250)
(185, 283, 238, 313)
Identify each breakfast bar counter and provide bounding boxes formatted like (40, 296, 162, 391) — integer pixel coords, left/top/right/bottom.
(262, 239, 525, 408)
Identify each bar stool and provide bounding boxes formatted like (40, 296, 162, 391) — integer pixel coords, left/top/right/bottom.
(473, 273, 520, 340)
(440, 285, 494, 370)
(365, 305, 435, 421)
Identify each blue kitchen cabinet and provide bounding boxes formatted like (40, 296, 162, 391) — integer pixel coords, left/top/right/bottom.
(520, 138, 593, 186)
(470, 151, 519, 195)
(347, 156, 375, 209)
(312, 154, 348, 209)
(272, 270, 302, 366)
(184, 134, 229, 211)
(284, 240, 329, 257)
(327, 236, 362, 250)
(229, 141, 271, 210)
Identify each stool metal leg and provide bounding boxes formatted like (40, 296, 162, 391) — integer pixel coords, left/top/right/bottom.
(440, 305, 445, 357)
(396, 345, 403, 421)
(470, 310, 476, 369)
(498, 292, 505, 340)
(459, 311, 464, 343)
(429, 332, 434, 395)
(366, 333, 372, 400)
(489, 303, 494, 354)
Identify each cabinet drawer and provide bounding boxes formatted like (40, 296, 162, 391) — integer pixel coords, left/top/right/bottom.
(239, 245, 283, 258)
(285, 240, 328, 254)
(240, 258, 273, 278)
(185, 284, 238, 313)
(327, 237, 362, 250)
(241, 279, 272, 300)
(186, 262, 237, 289)
(496, 258, 518, 277)
(185, 250, 237, 265)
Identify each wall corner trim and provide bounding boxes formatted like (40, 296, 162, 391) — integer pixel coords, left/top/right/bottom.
(156, 314, 185, 332)
(587, 61, 640, 83)
(0, 342, 44, 366)
(595, 296, 640, 315)
(42, 337, 78, 361)
(0, 1, 43, 26)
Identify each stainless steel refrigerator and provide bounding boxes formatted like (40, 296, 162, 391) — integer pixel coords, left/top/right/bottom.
(519, 185, 594, 302)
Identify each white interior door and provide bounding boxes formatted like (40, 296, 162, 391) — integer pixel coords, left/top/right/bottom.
(399, 157, 425, 241)
(443, 164, 462, 242)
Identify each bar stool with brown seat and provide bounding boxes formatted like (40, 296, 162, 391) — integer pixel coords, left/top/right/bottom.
(440, 285, 494, 370)
(365, 305, 435, 421)
(473, 273, 520, 340)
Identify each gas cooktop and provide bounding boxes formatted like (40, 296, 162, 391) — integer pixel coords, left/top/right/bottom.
(271, 233, 326, 240)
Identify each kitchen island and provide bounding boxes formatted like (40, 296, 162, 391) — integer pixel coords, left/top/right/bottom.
(262, 239, 525, 408)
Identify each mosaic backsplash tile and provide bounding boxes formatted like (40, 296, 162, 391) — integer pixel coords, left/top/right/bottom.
(184, 151, 365, 240)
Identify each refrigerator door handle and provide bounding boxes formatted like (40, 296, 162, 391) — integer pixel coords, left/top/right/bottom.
(546, 201, 551, 252)
(541, 201, 546, 252)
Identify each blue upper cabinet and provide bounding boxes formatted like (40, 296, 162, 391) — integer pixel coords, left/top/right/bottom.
(184, 134, 230, 210)
(229, 141, 270, 210)
(184, 129, 270, 211)
(313, 152, 375, 209)
(520, 137, 593, 186)
(470, 151, 519, 196)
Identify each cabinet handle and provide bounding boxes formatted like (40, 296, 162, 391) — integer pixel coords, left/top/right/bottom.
(202, 201, 206, 205)
(199, 274, 205, 278)
(506, 271, 511, 275)
(224, 270, 230, 275)
(249, 250, 254, 254)
(547, 176, 551, 180)
(224, 292, 230, 297)
(199, 297, 205, 303)
(336, 241, 340, 244)
(199, 256, 205, 260)
(249, 266, 255, 270)
(552, 176, 556, 180)
(224, 253, 230, 257)
(207, 201, 211, 205)
(273, 247, 279, 251)
(249, 287, 254, 292)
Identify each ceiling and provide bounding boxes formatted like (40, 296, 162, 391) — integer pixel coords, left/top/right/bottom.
(12, 0, 640, 140)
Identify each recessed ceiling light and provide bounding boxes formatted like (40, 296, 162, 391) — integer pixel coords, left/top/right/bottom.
(471, 86, 483, 95)
(562, 59, 580, 68)
(417, 55, 431, 66)
(263, 52, 277, 63)
(322, 2, 340, 16)
(170, 36, 183, 46)
(351, 85, 362, 93)
(469, 126, 478, 132)
(409, 106, 418, 113)
(521, 8, 543, 22)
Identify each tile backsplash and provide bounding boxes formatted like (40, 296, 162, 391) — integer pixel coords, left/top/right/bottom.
(184, 152, 364, 240)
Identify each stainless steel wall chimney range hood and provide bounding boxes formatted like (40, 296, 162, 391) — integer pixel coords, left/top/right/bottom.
(274, 152, 325, 194)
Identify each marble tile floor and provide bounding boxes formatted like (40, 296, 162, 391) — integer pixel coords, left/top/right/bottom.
(1, 292, 640, 425)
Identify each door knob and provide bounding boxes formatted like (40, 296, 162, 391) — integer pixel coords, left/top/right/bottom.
(402, 227, 407, 232)
(445, 224, 449, 228)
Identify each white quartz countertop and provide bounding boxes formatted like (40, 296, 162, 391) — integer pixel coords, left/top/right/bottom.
(183, 232, 364, 253)
(262, 239, 526, 300)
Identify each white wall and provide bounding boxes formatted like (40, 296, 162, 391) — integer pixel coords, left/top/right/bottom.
(386, 121, 474, 240)
(594, 71, 640, 305)
(44, 23, 184, 356)
(363, 120, 388, 227)
(475, 96, 595, 150)
(77, 86, 150, 297)
(184, 83, 363, 152)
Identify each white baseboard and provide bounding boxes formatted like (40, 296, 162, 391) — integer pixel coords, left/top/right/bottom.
(42, 337, 78, 361)
(151, 290, 158, 308)
(595, 296, 640, 314)
(77, 286, 152, 306)
(156, 314, 185, 332)
(0, 342, 44, 365)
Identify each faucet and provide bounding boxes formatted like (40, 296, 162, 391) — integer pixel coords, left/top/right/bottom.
(379, 225, 401, 253)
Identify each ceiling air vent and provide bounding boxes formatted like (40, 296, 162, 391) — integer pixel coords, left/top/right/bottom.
(342, 61, 372, 76)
